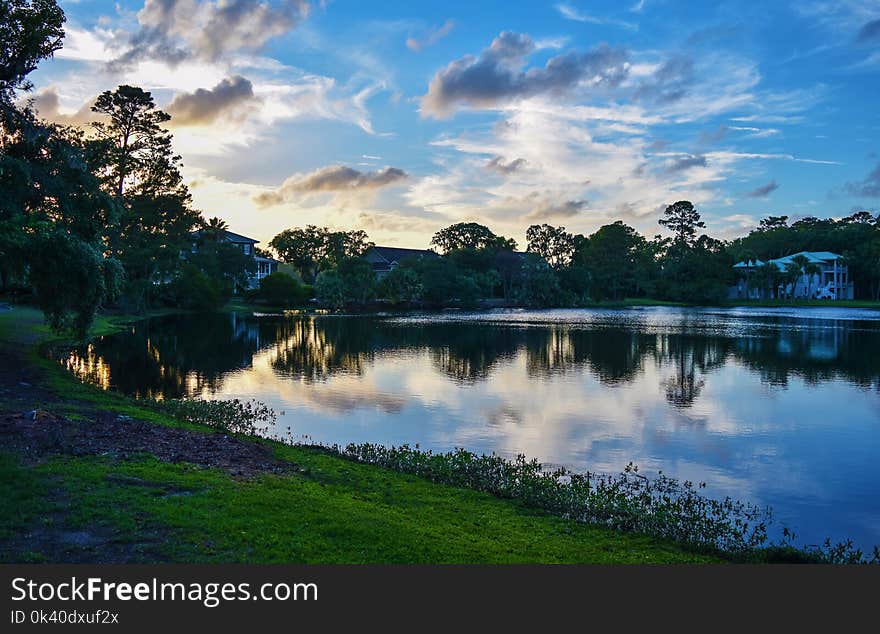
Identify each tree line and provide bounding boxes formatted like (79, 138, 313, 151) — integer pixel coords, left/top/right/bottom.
(265, 201, 879, 309)
(264, 202, 733, 309)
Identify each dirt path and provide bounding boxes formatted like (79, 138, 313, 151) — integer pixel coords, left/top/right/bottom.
(0, 410, 297, 477)
(0, 307, 301, 562)
(0, 308, 296, 477)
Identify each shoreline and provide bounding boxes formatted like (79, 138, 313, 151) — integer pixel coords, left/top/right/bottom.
(0, 305, 718, 564)
(1, 305, 876, 563)
(232, 297, 880, 314)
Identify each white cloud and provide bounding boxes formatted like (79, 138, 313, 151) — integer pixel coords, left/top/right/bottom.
(406, 19, 455, 52)
(554, 3, 638, 30)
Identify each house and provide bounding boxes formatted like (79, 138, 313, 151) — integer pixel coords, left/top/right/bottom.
(731, 251, 853, 300)
(363, 246, 439, 279)
(190, 228, 279, 290)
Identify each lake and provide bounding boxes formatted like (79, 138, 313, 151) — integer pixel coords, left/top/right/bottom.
(62, 307, 880, 549)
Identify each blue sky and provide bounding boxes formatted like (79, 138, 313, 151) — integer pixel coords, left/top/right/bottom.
(29, 0, 880, 247)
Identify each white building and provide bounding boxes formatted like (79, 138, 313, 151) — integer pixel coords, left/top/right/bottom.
(731, 251, 853, 300)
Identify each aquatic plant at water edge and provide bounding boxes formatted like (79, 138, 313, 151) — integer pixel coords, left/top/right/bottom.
(328, 445, 773, 554)
(150, 398, 276, 436)
(150, 398, 877, 562)
(326, 444, 879, 563)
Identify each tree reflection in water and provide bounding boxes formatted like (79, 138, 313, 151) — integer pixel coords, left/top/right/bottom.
(62, 311, 880, 403)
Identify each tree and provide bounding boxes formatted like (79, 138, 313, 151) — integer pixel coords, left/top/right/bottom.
(85, 85, 199, 310)
(751, 262, 780, 299)
(515, 253, 563, 307)
(186, 230, 255, 300)
(576, 221, 644, 300)
(270, 226, 327, 283)
(1, 0, 122, 335)
(202, 216, 228, 241)
(269, 226, 373, 284)
(790, 254, 809, 298)
(557, 263, 591, 303)
(633, 236, 665, 297)
(258, 271, 306, 307)
(380, 266, 424, 304)
(89, 85, 175, 198)
(405, 257, 456, 306)
(804, 262, 821, 299)
(431, 222, 498, 253)
(844, 237, 880, 301)
(169, 263, 222, 312)
(29, 229, 122, 335)
(337, 257, 377, 304)
(736, 249, 760, 298)
(658, 234, 732, 303)
(493, 249, 523, 302)
(526, 224, 574, 269)
(659, 200, 705, 245)
(783, 261, 801, 301)
(758, 216, 788, 232)
(325, 229, 372, 266)
(763, 262, 781, 299)
(314, 269, 346, 308)
(0, 0, 64, 102)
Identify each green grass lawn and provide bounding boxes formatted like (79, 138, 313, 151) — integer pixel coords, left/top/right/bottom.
(0, 451, 716, 563)
(0, 306, 718, 563)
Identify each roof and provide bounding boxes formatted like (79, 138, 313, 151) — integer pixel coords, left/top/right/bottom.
(771, 251, 841, 265)
(733, 258, 765, 269)
(734, 251, 843, 270)
(365, 246, 438, 265)
(191, 229, 259, 244)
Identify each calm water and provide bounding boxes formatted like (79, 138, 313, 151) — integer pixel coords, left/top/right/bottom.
(63, 307, 880, 548)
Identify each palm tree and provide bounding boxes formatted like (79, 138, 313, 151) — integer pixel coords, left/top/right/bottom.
(784, 261, 802, 302)
(750, 263, 768, 299)
(803, 262, 821, 299)
(835, 254, 851, 300)
(202, 217, 228, 243)
(758, 262, 780, 299)
(791, 254, 810, 300)
(739, 250, 759, 298)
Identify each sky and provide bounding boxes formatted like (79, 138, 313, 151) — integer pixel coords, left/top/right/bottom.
(27, 0, 880, 248)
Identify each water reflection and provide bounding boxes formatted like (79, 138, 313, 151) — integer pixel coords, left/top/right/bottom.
(62, 308, 880, 547)
(65, 310, 880, 403)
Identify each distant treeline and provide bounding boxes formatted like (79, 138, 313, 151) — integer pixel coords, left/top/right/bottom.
(263, 204, 880, 310)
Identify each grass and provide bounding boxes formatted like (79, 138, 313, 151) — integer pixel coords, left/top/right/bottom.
(0, 305, 718, 563)
(0, 451, 716, 563)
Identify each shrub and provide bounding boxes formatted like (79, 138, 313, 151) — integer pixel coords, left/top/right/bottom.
(28, 230, 123, 337)
(146, 394, 879, 563)
(150, 398, 276, 435)
(314, 269, 346, 308)
(337, 257, 377, 304)
(380, 266, 424, 304)
(515, 254, 563, 307)
(259, 271, 306, 307)
(318, 443, 880, 563)
(171, 263, 222, 311)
